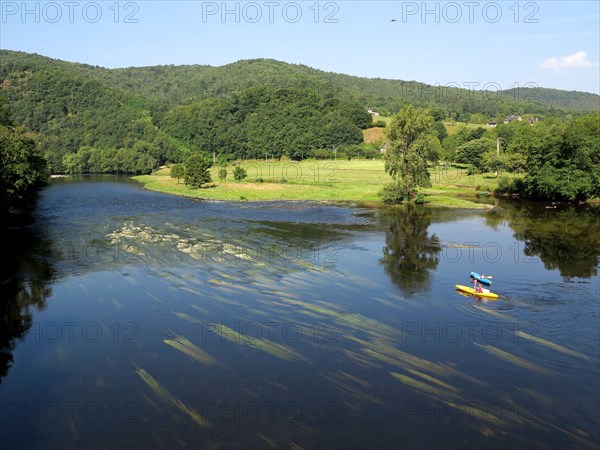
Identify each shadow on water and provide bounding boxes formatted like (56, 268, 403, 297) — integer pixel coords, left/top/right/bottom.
(0, 226, 55, 383)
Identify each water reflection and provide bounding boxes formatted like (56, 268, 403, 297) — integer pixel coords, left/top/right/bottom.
(379, 205, 441, 296)
(2, 178, 598, 449)
(0, 227, 54, 383)
(489, 203, 600, 278)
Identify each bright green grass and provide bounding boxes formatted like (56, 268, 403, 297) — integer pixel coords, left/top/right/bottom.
(372, 115, 392, 125)
(134, 160, 499, 208)
(444, 121, 494, 136)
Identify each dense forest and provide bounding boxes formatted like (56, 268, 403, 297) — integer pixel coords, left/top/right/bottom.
(0, 50, 598, 201)
(2, 50, 599, 171)
(0, 97, 48, 221)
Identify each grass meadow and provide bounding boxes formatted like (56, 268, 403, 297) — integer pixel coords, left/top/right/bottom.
(135, 159, 504, 208)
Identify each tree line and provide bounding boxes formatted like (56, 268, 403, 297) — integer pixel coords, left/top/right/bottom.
(0, 98, 48, 222)
(2, 50, 598, 176)
(382, 106, 600, 202)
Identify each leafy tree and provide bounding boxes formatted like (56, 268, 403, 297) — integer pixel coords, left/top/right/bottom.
(456, 138, 495, 172)
(467, 127, 486, 140)
(218, 166, 227, 182)
(0, 121, 49, 219)
(184, 154, 212, 188)
(170, 163, 184, 183)
(520, 115, 600, 200)
(0, 98, 12, 126)
(432, 120, 448, 142)
(233, 166, 247, 182)
(381, 106, 440, 202)
(441, 125, 488, 162)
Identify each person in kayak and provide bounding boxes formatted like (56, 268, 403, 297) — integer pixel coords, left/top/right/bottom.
(473, 279, 490, 294)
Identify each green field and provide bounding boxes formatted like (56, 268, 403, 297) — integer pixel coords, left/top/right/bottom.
(443, 121, 494, 136)
(134, 160, 502, 208)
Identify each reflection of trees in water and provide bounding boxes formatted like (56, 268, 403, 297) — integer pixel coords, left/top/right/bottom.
(379, 205, 441, 296)
(486, 203, 600, 278)
(0, 228, 54, 382)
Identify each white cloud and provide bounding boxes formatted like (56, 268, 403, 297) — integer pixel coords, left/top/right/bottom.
(540, 51, 599, 74)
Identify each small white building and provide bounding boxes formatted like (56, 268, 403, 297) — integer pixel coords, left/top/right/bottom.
(504, 114, 522, 124)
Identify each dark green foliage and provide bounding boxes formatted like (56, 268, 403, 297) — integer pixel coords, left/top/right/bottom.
(382, 106, 441, 202)
(495, 175, 513, 193)
(379, 181, 406, 204)
(432, 120, 448, 142)
(0, 52, 187, 173)
(160, 86, 365, 160)
(455, 138, 496, 172)
(218, 166, 227, 182)
(170, 163, 185, 183)
(441, 126, 485, 161)
(0, 105, 49, 219)
(1, 50, 599, 203)
(3, 50, 598, 177)
(62, 146, 157, 174)
(184, 154, 212, 188)
(313, 149, 329, 159)
(415, 193, 426, 204)
(233, 166, 247, 182)
(467, 127, 486, 140)
(521, 115, 600, 200)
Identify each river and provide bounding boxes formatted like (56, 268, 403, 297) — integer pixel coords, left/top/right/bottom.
(1, 176, 598, 449)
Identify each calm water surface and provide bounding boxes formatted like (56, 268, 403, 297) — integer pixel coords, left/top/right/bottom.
(1, 176, 598, 449)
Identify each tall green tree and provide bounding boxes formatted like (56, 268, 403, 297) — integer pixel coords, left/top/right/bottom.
(170, 163, 184, 183)
(0, 124, 49, 219)
(381, 106, 440, 202)
(456, 137, 496, 173)
(184, 154, 212, 188)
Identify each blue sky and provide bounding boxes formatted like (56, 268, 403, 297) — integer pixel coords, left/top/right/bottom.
(1, 1, 599, 94)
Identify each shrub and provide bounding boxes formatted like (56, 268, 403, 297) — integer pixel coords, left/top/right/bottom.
(170, 163, 185, 183)
(379, 182, 405, 204)
(313, 149, 329, 159)
(233, 166, 247, 182)
(218, 166, 227, 182)
(183, 155, 211, 188)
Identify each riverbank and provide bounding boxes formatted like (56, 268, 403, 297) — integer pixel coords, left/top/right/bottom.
(134, 160, 500, 208)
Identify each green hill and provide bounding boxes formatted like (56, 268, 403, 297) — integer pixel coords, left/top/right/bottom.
(1, 50, 598, 173)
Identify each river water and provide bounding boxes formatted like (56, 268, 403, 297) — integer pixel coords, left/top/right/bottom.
(1, 176, 598, 449)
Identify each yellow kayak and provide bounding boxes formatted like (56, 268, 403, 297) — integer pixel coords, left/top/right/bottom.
(455, 284, 499, 299)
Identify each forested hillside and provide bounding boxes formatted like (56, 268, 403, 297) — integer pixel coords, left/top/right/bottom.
(1, 50, 598, 174)
(0, 97, 48, 221)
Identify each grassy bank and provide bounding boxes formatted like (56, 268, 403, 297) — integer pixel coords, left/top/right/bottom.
(134, 160, 501, 208)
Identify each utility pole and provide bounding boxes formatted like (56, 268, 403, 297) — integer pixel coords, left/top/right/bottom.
(213, 151, 216, 165)
(496, 138, 500, 157)
(333, 145, 337, 160)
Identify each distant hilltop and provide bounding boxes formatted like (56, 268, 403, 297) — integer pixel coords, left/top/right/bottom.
(2, 50, 599, 114)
